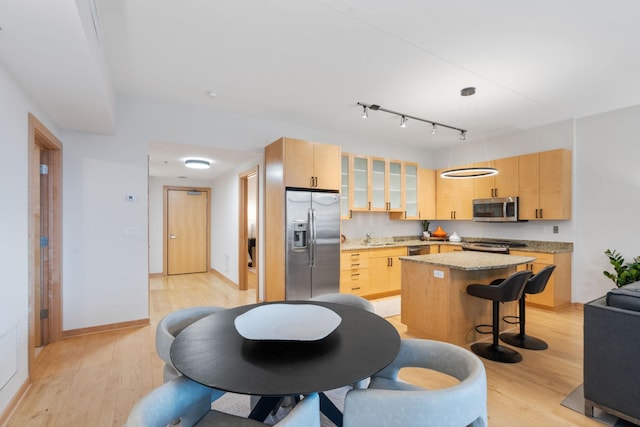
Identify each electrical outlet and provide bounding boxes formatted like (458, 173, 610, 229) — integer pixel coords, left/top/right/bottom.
(434, 270, 445, 279)
(553, 225, 559, 234)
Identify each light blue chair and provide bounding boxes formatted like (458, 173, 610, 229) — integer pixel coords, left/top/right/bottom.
(126, 376, 320, 427)
(343, 339, 488, 427)
(156, 306, 226, 382)
(309, 293, 375, 314)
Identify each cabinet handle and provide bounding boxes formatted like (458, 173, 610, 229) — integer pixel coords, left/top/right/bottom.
(539, 208, 543, 219)
(351, 273, 360, 278)
(404, 210, 407, 218)
(351, 263, 360, 267)
(352, 287, 360, 290)
(349, 210, 352, 219)
(310, 176, 314, 187)
(368, 201, 371, 210)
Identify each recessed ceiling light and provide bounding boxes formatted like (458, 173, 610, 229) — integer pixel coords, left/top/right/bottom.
(185, 159, 211, 169)
(206, 91, 219, 98)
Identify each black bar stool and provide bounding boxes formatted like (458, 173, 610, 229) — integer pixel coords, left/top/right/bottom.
(500, 265, 556, 350)
(466, 270, 532, 363)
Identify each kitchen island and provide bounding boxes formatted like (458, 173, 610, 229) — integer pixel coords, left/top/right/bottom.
(400, 252, 535, 346)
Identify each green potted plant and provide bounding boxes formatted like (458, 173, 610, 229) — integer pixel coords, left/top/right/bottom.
(603, 249, 640, 287)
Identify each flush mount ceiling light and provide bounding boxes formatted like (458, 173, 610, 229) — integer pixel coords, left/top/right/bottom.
(356, 102, 466, 136)
(185, 159, 210, 169)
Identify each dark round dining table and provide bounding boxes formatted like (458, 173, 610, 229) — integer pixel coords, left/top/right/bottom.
(170, 300, 401, 425)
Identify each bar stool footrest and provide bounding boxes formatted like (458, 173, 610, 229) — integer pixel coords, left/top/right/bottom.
(474, 324, 493, 335)
(502, 315, 520, 325)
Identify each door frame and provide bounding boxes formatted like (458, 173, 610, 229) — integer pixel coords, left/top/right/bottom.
(163, 186, 211, 276)
(238, 166, 259, 296)
(28, 113, 63, 367)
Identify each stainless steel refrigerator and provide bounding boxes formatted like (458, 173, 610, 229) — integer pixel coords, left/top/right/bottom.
(285, 189, 340, 300)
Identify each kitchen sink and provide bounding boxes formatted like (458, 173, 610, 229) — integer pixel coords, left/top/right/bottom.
(368, 243, 396, 247)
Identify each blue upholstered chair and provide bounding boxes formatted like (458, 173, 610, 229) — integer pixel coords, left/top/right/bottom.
(156, 306, 226, 382)
(309, 293, 375, 314)
(342, 339, 488, 427)
(126, 376, 320, 427)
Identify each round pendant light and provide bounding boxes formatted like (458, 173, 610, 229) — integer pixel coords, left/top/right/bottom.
(440, 167, 498, 179)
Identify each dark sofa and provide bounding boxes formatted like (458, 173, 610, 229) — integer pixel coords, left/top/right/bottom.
(583, 282, 640, 424)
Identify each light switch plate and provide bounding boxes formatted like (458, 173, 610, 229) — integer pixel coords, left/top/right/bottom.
(434, 270, 445, 279)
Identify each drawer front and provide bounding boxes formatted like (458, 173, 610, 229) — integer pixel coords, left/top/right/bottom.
(341, 257, 370, 270)
(341, 251, 370, 269)
(368, 247, 407, 258)
(511, 250, 554, 264)
(340, 269, 370, 295)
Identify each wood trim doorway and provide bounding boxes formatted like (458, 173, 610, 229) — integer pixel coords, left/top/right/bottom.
(28, 114, 63, 369)
(238, 166, 259, 299)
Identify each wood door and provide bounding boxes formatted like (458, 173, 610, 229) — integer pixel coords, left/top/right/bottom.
(284, 138, 314, 188)
(517, 153, 541, 220)
(472, 160, 495, 199)
(494, 156, 519, 197)
(369, 157, 387, 211)
(350, 154, 370, 211)
(167, 189, 209, 275)
(312, 141, 341, 190)
(539, 149, 572, 219)
(436, 169, 456, 219)
(418, 168, 436, 220)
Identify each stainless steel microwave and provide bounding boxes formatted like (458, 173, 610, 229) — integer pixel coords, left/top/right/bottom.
(472, 197, 519, 222)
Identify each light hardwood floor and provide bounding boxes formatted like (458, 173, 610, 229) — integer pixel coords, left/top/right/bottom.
(4, 272, 599, 426)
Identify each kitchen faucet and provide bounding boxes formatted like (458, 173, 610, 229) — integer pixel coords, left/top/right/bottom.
(366, 233, 371, 244)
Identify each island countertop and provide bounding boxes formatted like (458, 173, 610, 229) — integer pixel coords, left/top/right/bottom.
(399, 251, 535, 271)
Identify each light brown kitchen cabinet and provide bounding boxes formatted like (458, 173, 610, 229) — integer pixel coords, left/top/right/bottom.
(436, 166, 474, 220)
(368, 247, 405, 296)
(418, 168, 436, 220)
(279, 137, 341, 190)
(518, 149, 571, 220)
(510, 250, 572, 310)
(473, 156, 519, 199)
(340, 250, 370, 295)
(264, 137, 341, 301)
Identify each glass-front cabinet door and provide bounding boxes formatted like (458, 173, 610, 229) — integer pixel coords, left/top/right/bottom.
(388, 160, 403, 212)
(403, 162, 418, 218)
(370, 157, 387, 211)
(340, 153, 351, 219)
(351, 154, 369, 211)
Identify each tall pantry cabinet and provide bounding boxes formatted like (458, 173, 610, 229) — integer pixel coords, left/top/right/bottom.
(264, 137, 341, 301)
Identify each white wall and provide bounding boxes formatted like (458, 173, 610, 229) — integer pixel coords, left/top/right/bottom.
(0, 64, 60, 415)
(573, 105, 640, 302)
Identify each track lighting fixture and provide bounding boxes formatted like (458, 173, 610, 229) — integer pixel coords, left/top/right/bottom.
(460, 131, 466, 141)
(361, 105, 368, 118)
(356, 102, 466, 136)
(431, 124, 437, 135)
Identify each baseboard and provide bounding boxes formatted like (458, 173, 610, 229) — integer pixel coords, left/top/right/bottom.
(148, 272, 163, 278)
(0, 378, 30, 426)
(61, 318, 149, 339)
(210, 269, 238, 287)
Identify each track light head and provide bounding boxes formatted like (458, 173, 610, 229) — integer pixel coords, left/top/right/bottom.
(460, 131, 467, 141)
(400, 116, 407, 128)
(362, 105, 368, 118)
(431, 124, 437, 135)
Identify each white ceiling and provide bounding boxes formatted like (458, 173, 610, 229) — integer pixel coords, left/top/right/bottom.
(2, 0, 640, 179)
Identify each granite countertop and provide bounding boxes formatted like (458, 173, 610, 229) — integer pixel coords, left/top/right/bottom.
(341, 236, 573, 254)
(399, 252, 536, 271)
